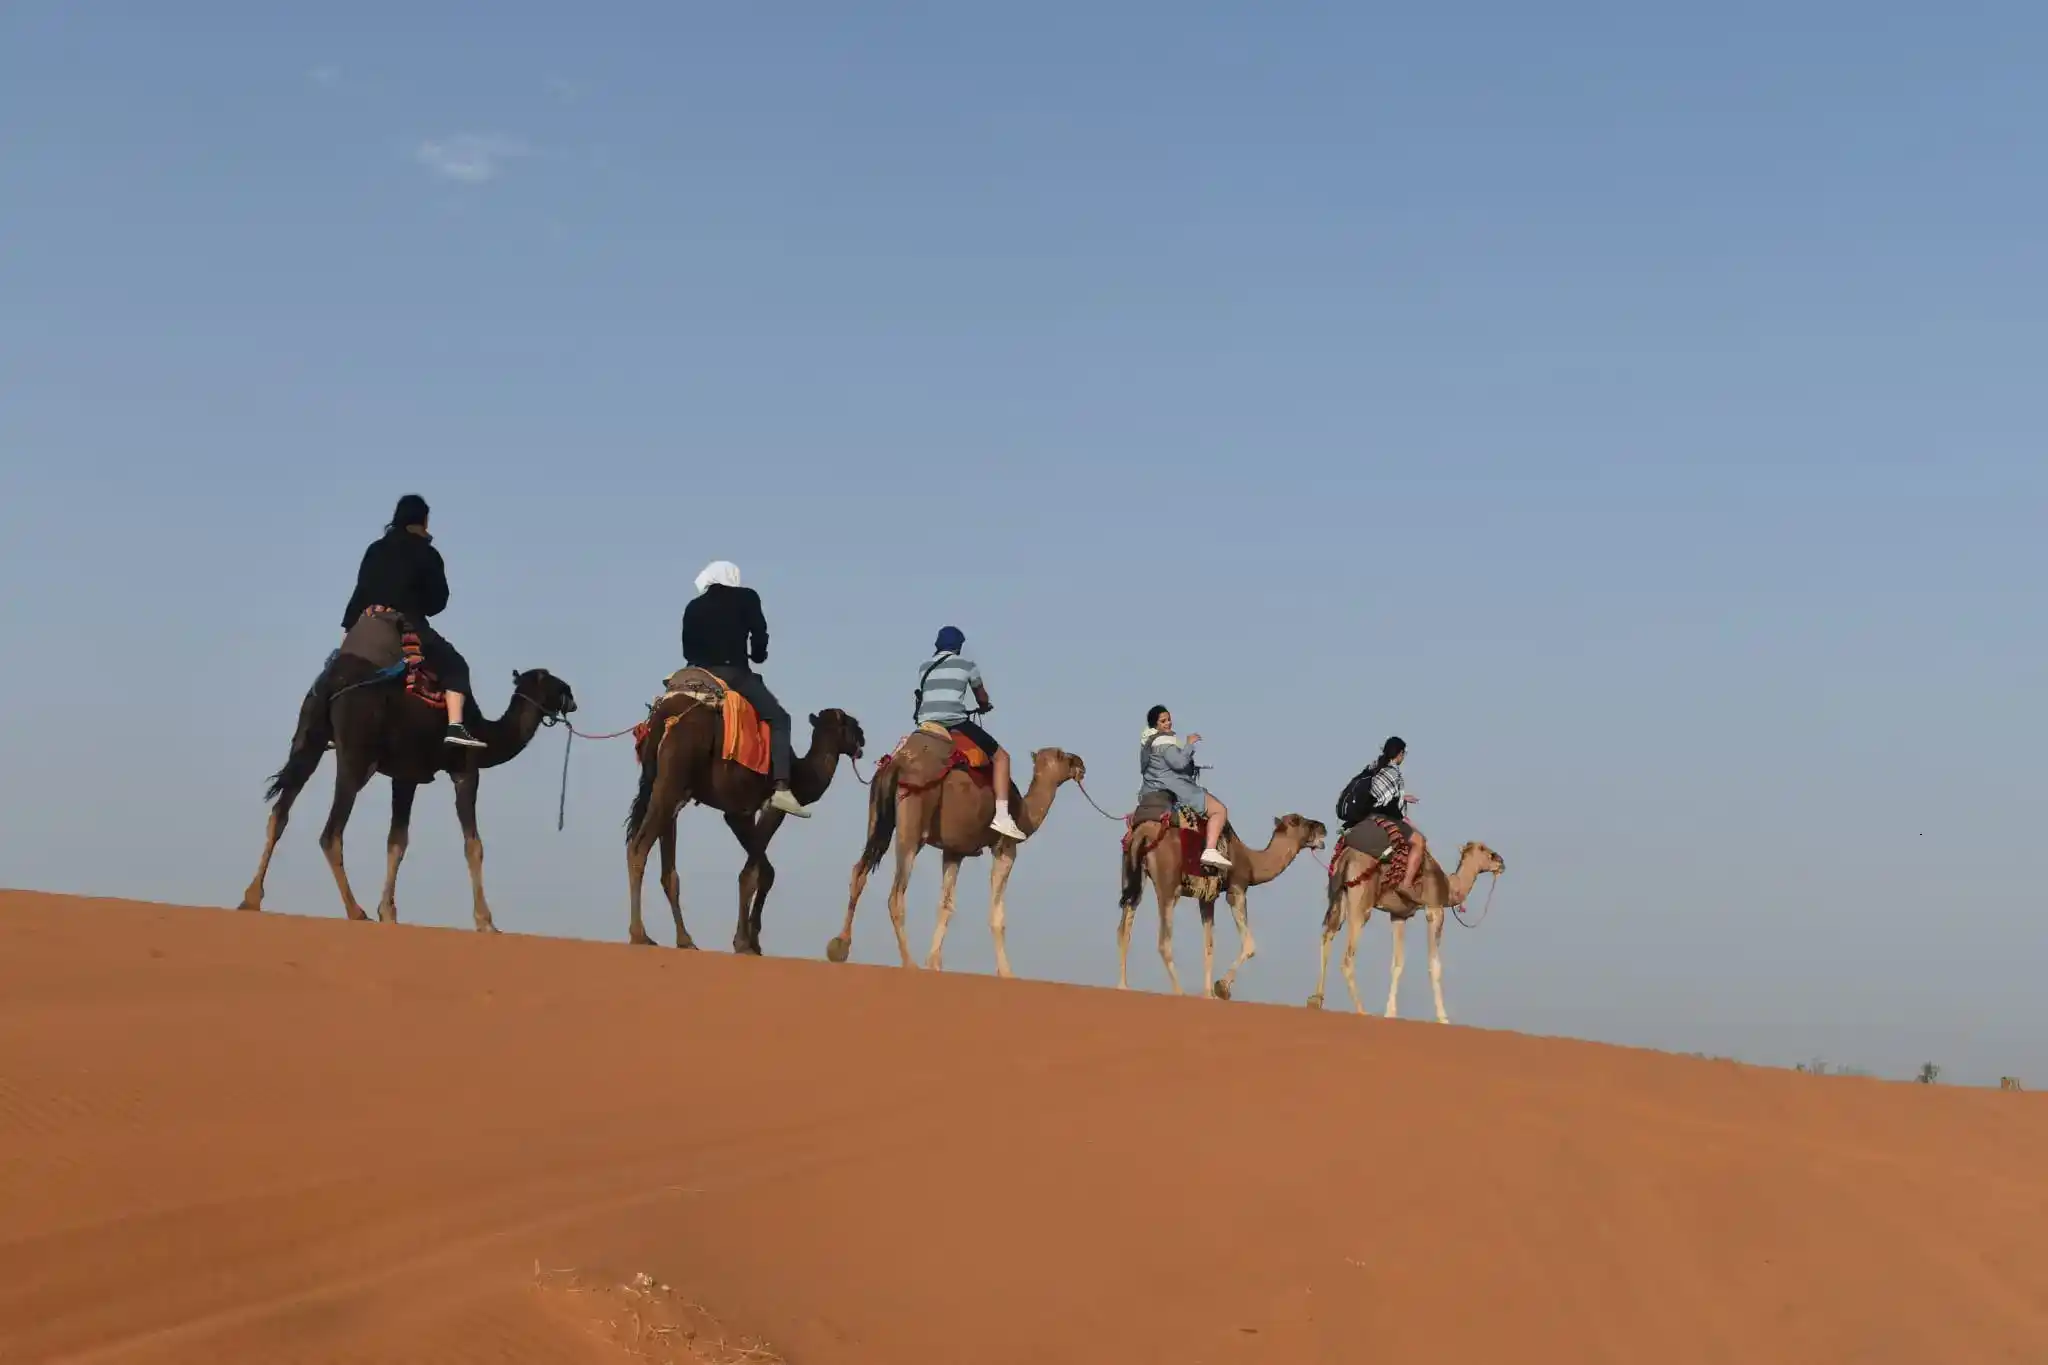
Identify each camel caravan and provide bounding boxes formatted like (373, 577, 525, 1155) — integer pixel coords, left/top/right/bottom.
(244, 499, 1504, 1020)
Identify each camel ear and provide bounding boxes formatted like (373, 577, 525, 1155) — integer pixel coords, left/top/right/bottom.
(808, 711, 819, 726)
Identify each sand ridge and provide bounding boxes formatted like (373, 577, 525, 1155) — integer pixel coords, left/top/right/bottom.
(1, 889, 2044, 1363)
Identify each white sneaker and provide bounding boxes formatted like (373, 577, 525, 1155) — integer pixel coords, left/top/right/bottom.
(989, 813, 1028, 841)
(765, 788, 812, 818)
(1199, 849, 1231, 870)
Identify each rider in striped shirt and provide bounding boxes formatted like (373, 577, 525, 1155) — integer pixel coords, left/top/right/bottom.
(914, 627, 1027, 841)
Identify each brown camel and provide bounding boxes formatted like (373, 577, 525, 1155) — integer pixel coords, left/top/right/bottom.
(1115, 812, 1327, 999)
(830, 732, 1086, 976)
(240, 653, 579, 931)
(1307, 837, 1505, 1022)
(623, 670, 865, 955)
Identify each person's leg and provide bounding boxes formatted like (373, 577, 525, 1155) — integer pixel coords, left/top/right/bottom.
(961, 722, 1024, 839)
(1400, 824, 1427, 894)
(1200, 792, 1231, 867)
(415, 624, 482, 747)
(721, 669, 804, 813)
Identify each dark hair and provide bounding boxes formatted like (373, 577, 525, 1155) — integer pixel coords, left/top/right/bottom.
(1366, 735, 1406, 775)
(388, 494, 430, 532)
(1146, 704, 1170, 729)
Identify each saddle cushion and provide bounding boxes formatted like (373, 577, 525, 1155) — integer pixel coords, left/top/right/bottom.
(881, 725, 993, 790)
(339, 608, 444, 708)
(1335, 817, 1413, 889)
(633, 668, 771, 775)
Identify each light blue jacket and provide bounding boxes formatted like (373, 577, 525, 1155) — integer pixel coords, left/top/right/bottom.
(1137, 729, 1206, 808)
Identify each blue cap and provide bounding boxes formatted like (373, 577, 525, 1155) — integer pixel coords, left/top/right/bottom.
(935, 626, 965, 653)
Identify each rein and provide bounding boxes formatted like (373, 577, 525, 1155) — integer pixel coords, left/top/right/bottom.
(1452, 871, 1499, 928)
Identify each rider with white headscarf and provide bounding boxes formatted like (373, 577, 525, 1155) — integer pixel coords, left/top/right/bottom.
(681, 560, 806, 816)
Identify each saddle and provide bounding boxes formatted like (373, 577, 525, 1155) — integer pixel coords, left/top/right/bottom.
(628, 667, 771, 775)
(1333, 816, 1414, 890)
(1120, 798, 1209, 866)
(872, 723, 994, 791)
(338, 607, 444, 708)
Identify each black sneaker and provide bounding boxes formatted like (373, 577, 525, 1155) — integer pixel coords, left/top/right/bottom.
(443, 723, 487, 749)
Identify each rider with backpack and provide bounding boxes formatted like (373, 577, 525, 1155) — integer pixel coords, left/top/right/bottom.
(1336, 735, 1426, 895)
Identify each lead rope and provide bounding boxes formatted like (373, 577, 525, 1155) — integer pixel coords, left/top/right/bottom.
(556, 723, 573, 831)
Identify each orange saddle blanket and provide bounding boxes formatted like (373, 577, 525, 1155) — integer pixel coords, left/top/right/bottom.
(630, 672, 772, 776)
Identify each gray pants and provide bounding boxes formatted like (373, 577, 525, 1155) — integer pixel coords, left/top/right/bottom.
(703, 664, 793, 783)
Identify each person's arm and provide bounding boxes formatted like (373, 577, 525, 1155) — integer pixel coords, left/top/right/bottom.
(339, 544, 374, 629)
(969, 662, 990, 713)
(1159, 736, 1201, 776)
(417, 544, 451, 618)
(747, 590, 769, 665)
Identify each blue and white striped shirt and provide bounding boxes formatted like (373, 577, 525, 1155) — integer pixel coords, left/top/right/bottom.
(913, 652, 983, 725)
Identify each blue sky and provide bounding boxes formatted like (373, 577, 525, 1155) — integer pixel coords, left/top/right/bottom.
(2, 2, 2042, 1083)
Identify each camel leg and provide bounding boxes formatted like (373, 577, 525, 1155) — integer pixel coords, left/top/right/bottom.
(1198, 900, 1218, 999)
(625, 783, 685, 948)
(1155, 881, 1183, 996)
(658, 815, 695, 949)
(743, 812, 785, 955)
(452, 768, 497, 934)
(1340, 898, 1371, 1015)
(316, 751, 375, 922)
(1384, 915, 1407, 1018)
(833, 852, 874, 964)
(240, 786, 310, 913)
(1308, 874, 1342, 1009)
(885, 830, 920, 970)
(375, 780, 417, 923)
(728, 810, 774, 956)
(1116, 895, 1137, 990)
(987, 842, 1018, 979)
(925, 853, 963, 970)
(1216, 883, 1255, 1001)
(1426, 905, 1450, 1024)
(241, 711, 329, 911)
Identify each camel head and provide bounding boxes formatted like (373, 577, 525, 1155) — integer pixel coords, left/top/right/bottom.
(1272, 813, 1328, 851)
(1028, 747, 1086, 785)
(1458, 841, 1506, 878)
(807, 708, 867, 761)
(511, 668, 578, 721)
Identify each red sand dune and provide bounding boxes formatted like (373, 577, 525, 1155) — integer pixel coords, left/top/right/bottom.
(1, 890, 2044, 1363)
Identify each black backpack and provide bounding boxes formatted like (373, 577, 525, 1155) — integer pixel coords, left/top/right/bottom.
(1335, 763, 1379, 828)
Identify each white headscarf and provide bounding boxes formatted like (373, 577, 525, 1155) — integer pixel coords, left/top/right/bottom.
(694, 560, 741, 595)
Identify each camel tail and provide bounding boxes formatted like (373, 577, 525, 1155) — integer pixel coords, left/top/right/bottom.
(623, 729, 660, 845)
(856, 761, 901, 875)
(262, 686, 332, 804)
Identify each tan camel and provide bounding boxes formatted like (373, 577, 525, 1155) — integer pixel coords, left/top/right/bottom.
(1116, 812, 1327, 999)
(1308, 837, 1504, 1022)
(830, 731, 1086, 976)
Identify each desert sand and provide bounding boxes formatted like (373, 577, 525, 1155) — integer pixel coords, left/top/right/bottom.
(1, 890, 2043, 1363)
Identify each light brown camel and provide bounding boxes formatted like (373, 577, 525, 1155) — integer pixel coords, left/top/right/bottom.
(830, 731, 1086, 976)
(623, 671, 865, 954)
(1116, 812, 1327, 999)
(1308, 837, 1504, 1022)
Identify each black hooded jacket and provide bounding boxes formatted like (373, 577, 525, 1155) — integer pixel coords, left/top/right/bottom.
(340, 528, 451, 628)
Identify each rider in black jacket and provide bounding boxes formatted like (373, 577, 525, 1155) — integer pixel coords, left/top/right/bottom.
(337, 495, 484, 748)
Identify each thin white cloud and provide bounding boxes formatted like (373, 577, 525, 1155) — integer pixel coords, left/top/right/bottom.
(413, 133, 531, 185)
(308, 64, 342, 90)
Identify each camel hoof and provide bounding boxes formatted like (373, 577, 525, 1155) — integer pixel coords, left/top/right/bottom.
(676, 936, 697, 951)
(1305, 993, 1324, 1010)
(825, 937, 850, 964)
(629, 933, 657, 947)
(1212, 981, 1233, 1001)
(475, 923, 499, 935)
(236, 896, 261, 912)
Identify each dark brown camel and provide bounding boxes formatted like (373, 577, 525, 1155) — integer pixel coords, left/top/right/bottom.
(623, 674, 865, 955)
(240, 657, 578, 931)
